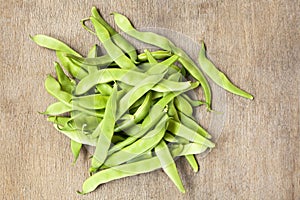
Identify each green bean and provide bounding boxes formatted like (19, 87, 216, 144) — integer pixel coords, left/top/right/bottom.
(96, 83, 113, 95)
(181, 93, 206, 107)
(167, 120, 215, 148)
(53, 124, 98, 146)
(118, 82, 133, 92)
(78, 156, 160, 194)
(30, 34, 81, 56)
(152, 80, 192, 93)
(115, 91, 152, 132)
(155, 140, 185, 193)
(116, 73, 165, 119)
(90, 17, 137, 70)
(144, 49, 158, 64)
(167, 100, 180, 122)
(103, 115, 168, 167)
(126, 150, 153, 164)
(198, 42, 253, 99)
(91, 7, 137, 62)
(184, 155, 199, 172)
(66, 54, 113, 67)
(174, 95, 193, 117)
(177, 111, 211, 139)
(171, 143, 208, 156)
(31, 34, 88, 79)
(127, 94, 146, 111)
(146, 55, 178, 75)
(54, 62, 75, 93)
(86, 44, 100, 74)
(47, 116, 70, 126)
(138, 50, 172, 61)
(71, 140, 82, 163)
(90, 84, 118, 172)
(112, 12, 211, 109)
(42, 101, 72, 115)
(56, 51, 88, 80)
(111, 135, 125, 144)
(163, 132, 189, 144)
(112, 13, 173, 51)
(70, 112, 102, 132)
(176, 56, 211, 109)
(167, 71, 182, 82)
(78, 142, 187, 194)
(72, 94, 108, 110)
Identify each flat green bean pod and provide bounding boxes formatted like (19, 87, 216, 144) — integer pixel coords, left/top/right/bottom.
(72, 94, 108, 110)
(168, 120, 215, 148)
(90, 84, 118, 172)
(155, 140, 185, 193)
(198, 42, 253, 99)
(41, 101, 72, 116)
(174, 95, 194, 117)
(54, 62, 75, 93)
(178, 111, 211, 139)
(138, 50, 172, 61)
(30, 34, 81, 56)
(66, 54, 113, 67)
(78, 142, 190, 194)
(90, 17, 137, 70)
(71, 140, 82, 163)
(91, 7, 137, 62)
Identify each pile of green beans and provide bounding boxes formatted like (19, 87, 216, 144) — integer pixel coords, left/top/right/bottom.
(32, 7, 253, 194)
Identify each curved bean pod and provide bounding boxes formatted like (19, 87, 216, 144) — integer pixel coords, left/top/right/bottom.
(184, 155, 199, 172)
(42, 101, 72, 116)
(167, 120, 215, 148)
(116, 73, 165, 119)
(90, 84, 118, 172)
(71, 140, 82, 163)
(91, 7, 137, 62)
(78, 141, 188, 194)
(72, 94, 108, 110)
(174, 95, 193, 117)
(138, 50, 172, 61)
(198, 42, 253, 99)
(66, 54, 113, 67)
(177, 111, 211, 139)
(155, 140, 185, 193)
(90, 17, 137, 70)
(96, 83, 113, 95)
(54, 62, 75, 93)
(30, 34, 81, 56)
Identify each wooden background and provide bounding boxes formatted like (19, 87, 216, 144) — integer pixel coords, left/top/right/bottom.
(1, 0, 299, 199)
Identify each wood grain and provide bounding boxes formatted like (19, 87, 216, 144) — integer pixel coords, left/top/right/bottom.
(1, 0, 299, 199)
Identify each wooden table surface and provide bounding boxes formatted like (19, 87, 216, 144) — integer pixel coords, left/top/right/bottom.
(1, 0, 299, 199)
